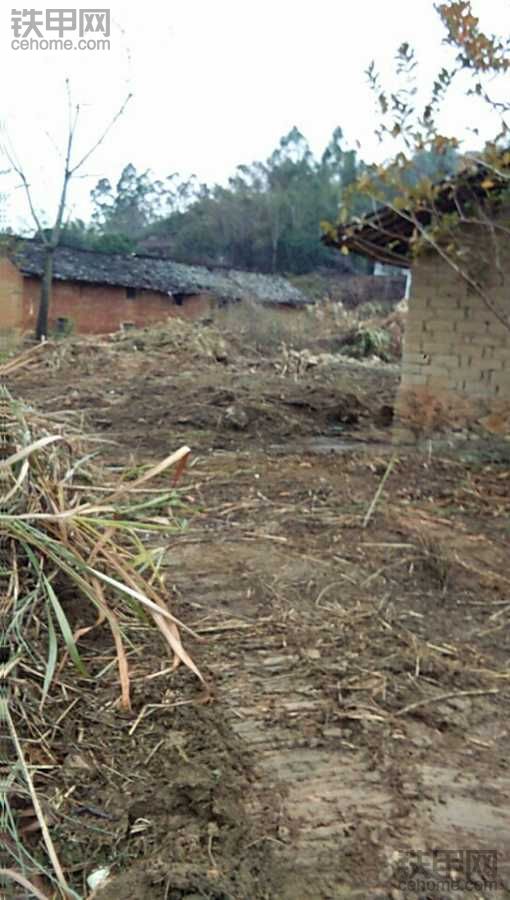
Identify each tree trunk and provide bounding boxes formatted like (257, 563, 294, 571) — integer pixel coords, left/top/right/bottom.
(271, 235, 278, 273)
(36, 247, 54, 340)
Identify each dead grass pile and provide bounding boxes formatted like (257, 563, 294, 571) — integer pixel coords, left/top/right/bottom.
(11, 320, 232, 380)
(8, 297, 405, 384)
(110, 317, 231, 363)
(0, 347, 206, 898)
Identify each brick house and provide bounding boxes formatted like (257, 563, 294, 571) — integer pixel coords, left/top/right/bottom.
(323, 163, 510, 443)
(0, 238, 311, 338)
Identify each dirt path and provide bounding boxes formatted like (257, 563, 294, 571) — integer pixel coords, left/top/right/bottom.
(162, 449, 510, 898)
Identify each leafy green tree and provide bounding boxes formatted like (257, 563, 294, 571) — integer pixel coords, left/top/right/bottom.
(59, 219, 136, 253)
(91, 164, 168, 240)
(146, 126, 368, 274)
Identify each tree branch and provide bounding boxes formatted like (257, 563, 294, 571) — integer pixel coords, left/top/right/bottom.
(461, 155, 510, 181)
(50, 93, 79, 245)
(0, 139, 47, 241)
(70, 92, 133, 174)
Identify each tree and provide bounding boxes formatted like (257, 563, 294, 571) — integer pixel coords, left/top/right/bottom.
(323, 1, 510, 328)
(59, 218, 137, 254)
(142, 127, 365, 274)
(0, 81, 131, 339)
(90, 164, 173, 239)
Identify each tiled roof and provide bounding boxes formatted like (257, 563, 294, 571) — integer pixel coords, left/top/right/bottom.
(11, 239, 312, 307)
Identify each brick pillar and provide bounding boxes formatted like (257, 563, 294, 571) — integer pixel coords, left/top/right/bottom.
(394, 235, 510, 443)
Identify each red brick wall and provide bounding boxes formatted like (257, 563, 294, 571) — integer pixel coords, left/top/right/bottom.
(21, 278, 213, 335)
(0, 257, 24, 338)
(174, 293, 213, 320)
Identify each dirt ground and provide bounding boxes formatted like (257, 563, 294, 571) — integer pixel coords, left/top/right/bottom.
(8, 323, 510, 899)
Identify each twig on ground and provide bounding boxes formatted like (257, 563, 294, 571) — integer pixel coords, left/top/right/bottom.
(363, 454, 397, 527)
(396, 688, 500, 718)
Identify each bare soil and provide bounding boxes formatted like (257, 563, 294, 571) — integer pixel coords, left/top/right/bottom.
(9, 326, 510, 899)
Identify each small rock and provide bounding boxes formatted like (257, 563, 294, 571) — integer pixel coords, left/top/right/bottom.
(64, 752, 92, 770)
(87, 867, 110, 891)
(277, 824, 290, 841)
(224, 404, 249, 430)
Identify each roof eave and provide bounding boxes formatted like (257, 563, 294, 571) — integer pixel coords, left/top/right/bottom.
(322, 232, 411, 269)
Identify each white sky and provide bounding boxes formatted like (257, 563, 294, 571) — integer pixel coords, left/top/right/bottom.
(1, 0, 508, 231)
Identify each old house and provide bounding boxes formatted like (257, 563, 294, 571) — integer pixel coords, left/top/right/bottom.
(324, 162, 510, 443)
(0, 238, 311, 337)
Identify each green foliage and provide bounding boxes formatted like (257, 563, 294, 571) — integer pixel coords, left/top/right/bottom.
(348, 326, 392, 361)
(90, 163, 174, 238)
(59, 219, 137, 254)
(59, 128, 377, 275)
(146, 127, 362, 274)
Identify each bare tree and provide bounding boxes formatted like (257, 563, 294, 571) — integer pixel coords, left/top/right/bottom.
(1, 80, 132, 340)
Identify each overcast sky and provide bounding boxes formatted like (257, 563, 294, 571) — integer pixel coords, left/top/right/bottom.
(1, 0, 508, 231)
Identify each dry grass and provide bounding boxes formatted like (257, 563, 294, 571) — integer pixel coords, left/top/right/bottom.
(0, 352, 207, 898)
(213, 297, 356, 352)
(415, 533, 452, 590)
